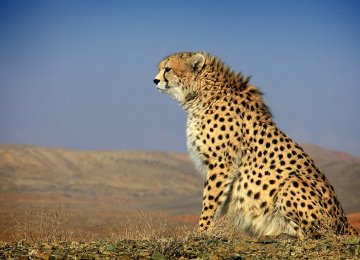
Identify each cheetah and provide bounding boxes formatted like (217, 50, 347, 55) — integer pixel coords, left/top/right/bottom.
(153, 51, 358, 238)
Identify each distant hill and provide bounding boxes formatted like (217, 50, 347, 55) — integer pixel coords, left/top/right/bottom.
(0, 144, 359, 235)
(301, 143, 360, 213)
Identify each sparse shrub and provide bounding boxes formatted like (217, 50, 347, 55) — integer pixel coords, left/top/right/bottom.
(11, 207, 73, 243)
(206, 217, 249, 241)
(108, 211, 185, 241)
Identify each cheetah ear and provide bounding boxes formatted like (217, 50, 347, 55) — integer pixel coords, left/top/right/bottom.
(188, 53, 205, 74)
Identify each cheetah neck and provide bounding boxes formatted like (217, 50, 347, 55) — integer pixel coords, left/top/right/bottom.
(182, 56, 251, 115)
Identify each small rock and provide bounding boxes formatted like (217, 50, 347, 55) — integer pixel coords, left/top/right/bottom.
(347, 244, 359, 255)
(37, 253, 50, 260)
(276, 233, 297, 241)
(257, 236, 277, 244)
(151, 251, 166, 260)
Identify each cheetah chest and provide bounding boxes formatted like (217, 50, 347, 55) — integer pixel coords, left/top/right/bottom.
(186, 118, 207, 178)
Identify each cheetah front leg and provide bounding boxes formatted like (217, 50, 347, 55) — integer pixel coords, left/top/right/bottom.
(198, 162, 235, 231)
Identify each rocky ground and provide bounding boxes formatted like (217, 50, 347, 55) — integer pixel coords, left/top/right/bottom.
(1, 234, 360, 259)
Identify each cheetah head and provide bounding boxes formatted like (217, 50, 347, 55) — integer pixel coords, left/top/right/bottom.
(153, 52, 205, 105)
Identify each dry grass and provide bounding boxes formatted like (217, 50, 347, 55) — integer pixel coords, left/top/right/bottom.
(3, 207, 249, 250)
(108, 211, 190, 241)
(1, 208, 359, 259)
(206, 217, 251, 240)
(2, 208, 194, 242)
(9, 207, 74, 243)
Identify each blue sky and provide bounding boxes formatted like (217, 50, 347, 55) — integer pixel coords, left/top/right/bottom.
(0, 1, 360, 156)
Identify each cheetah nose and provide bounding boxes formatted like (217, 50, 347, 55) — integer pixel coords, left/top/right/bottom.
(153, 79, 160, 85)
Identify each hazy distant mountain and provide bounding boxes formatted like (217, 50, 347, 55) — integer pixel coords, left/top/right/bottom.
(0, 144, 359, 233)
(301, 143, 360, 213)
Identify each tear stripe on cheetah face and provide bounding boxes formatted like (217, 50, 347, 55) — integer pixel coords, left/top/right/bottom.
(154, 51, 358, 238)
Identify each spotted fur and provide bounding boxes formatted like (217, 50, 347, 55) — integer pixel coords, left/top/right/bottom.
(153, 51, 357, 238)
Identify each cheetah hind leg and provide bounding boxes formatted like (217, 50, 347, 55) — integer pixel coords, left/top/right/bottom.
(276, 173, 330, 239)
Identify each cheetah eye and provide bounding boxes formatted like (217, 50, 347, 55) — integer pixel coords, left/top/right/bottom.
(164, 67, 171, 73)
